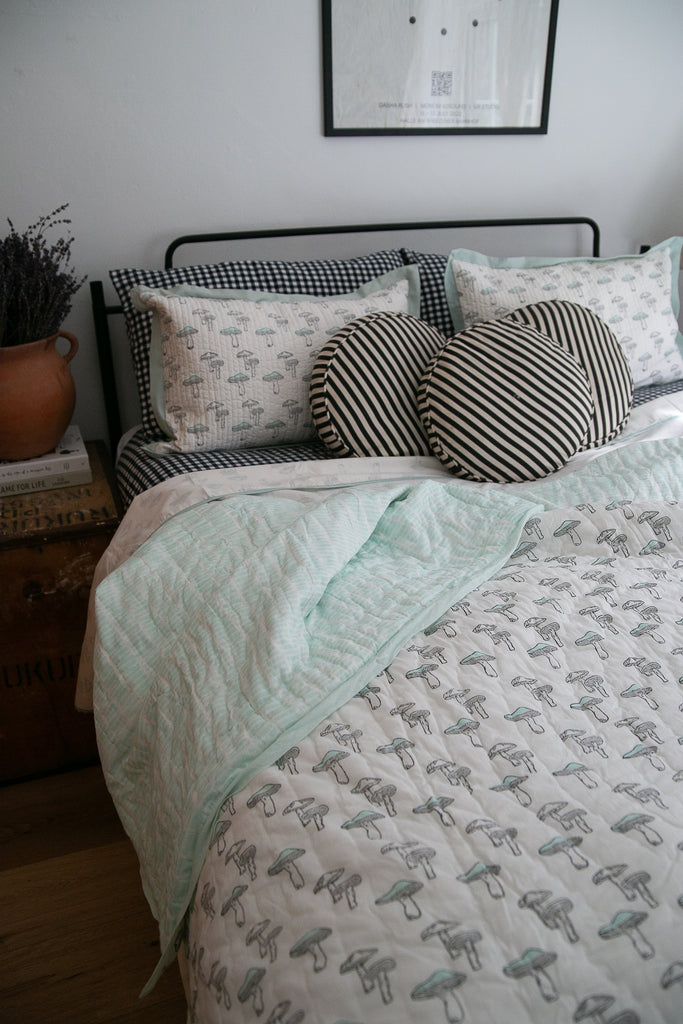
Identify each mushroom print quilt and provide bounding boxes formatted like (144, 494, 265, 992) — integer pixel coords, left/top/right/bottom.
(90, 440, 683, 1024)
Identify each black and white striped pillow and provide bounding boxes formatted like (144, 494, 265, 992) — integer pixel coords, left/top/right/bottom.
(310, 311, 445, 457)
(417, 320, 594, 482)
(505, 299, 633, 449)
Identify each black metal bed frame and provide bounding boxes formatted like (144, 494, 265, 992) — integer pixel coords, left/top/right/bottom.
(90, 216, 600, 450)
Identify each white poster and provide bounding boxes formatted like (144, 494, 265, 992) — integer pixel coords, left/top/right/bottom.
(323, 0, 558, 135)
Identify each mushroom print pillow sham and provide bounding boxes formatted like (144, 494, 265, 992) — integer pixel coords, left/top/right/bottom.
(444, 237, 683, 388)
(91, 440, 683, 1024)
(131, 266, 419, 454)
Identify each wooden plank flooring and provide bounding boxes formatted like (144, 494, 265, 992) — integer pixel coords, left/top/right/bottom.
(0, 765, 187, 1023)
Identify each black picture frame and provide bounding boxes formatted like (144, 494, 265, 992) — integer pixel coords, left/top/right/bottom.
(322, 0, 559, 136)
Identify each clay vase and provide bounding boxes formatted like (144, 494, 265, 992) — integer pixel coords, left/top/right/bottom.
(0, 331, 78, 461)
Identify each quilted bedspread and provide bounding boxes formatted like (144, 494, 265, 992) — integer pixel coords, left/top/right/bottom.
(91, 435, 683, 1023)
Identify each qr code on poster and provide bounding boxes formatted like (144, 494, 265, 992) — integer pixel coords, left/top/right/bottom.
(431, 71, 453, 97)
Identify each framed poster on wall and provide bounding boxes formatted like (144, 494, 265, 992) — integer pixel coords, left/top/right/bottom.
(322, 0, 559, 136)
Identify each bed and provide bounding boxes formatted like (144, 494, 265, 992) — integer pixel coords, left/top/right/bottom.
(78, 218, 683, 1023)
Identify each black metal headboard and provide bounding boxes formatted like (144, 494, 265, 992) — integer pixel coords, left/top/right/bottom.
(90, 216, 600, 451)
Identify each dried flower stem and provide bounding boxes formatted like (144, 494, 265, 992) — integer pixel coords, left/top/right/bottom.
(0, 203, 86, 347)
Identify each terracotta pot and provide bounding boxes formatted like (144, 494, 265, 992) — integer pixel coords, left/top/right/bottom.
(0, 331, 78, 461)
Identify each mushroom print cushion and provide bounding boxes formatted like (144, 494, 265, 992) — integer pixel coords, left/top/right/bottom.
(181, 497, 683, 1023)
(443, 237, 683, 388)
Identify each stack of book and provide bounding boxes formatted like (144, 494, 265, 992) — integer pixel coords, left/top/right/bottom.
(0, 426, 92, 498)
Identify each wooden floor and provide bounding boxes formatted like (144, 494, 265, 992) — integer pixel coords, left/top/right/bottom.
(0, 764, 187, 1023)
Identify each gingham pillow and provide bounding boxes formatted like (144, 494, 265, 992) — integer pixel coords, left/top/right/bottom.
(110, 250, 405, 439)
(400, 250, 453, 336)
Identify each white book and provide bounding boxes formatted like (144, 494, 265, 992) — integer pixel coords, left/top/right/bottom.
(0, 425, 91, 484)
(0, 465, 93, 498)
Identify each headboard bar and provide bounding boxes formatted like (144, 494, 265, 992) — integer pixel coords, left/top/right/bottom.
(165, 216, 600, 268)
(90, 279, 123, 448)
(91, 216, 600, 452)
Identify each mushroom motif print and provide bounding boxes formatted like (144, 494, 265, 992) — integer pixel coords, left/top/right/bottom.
(339, 948, 395, 1005)
(575, 631, 610, 660)
(341, 809, 385, 840)
(209, 817, 231, 855)
(246, 782, 281, 817)
(237, 966, 266, 1014)
(176, 488, 683, 1021)
(553, 762, 598, 789)
(275, 746, 300, 774)
(572, 993, 628, 1022)
(524, 616, 565, 649)
(427, 759, 473, 793)
(413, 795, 456, 827)
(490, 774, 532, 807)
(622, 742, 665, 771)
(519, 890, 580, 944)
(220, 884, 248, 925)
(199, 881, 216, 919)
(598, 911, 655, 959)
(444, 717, 483, 746)
(611, 813, 663, 846)
(289, 927, 333, 972)
(203, 960, 231, 1009)
(505, 706, 545, 733)
(376, 736, 415, 769)
(661, 961, 683, 992)
(457, 862, 505, 899)
(620, 681, 660, 710)
(539, 835, 589, 870)
(411, 969, 467, 1021)
(224, 839, 257, 880)
(312, 749, 351, 784)
(503, 948, 559, 1002)
(570, 695, 610, 723)
(622, 870, 658, 908)
(455, 690, 489, 719)
(406, 662, 442, 688)
(375, 879, 424, 920)
(246, 919, 282, 963)
(283, 797, 329, 831)
(391, 701, 432, 735)
(268, 848, 306, 889)
(459, 650, 498, 676)
(528, 641, 562, 669)
(381, 840, 438, 880)
(554, 519, 583, 545)
(314, 867, 362, 909)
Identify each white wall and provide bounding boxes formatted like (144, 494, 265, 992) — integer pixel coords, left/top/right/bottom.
(1, 0, 682, 442)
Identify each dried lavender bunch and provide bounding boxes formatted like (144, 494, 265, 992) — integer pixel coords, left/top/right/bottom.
(0, 203, 86, 347)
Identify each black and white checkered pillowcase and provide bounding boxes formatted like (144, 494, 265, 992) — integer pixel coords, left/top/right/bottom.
(400, 250, 454, 338)
(110, 251, 406, 440)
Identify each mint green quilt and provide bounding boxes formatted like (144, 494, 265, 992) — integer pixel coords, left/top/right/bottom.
(92, 436, 683, 983)
(94, 477, 540, 974)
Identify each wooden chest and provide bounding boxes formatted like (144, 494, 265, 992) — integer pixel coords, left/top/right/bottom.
(0, 442, 121, 781)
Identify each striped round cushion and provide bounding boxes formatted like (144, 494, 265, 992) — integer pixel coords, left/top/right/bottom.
(417, 320, 594, 482)
(505, 299, 633, 449)
(310, 311, 445, 457)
